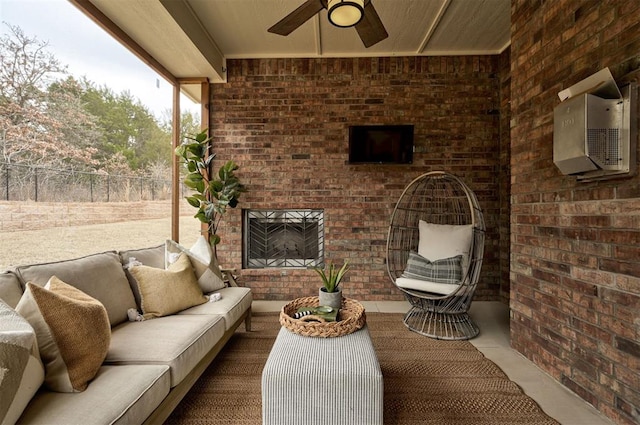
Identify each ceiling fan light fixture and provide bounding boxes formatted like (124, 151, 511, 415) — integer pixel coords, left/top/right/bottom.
(327, 0, 364, 28)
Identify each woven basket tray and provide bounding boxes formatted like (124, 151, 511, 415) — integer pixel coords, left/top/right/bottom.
(280, 296, 366, 338)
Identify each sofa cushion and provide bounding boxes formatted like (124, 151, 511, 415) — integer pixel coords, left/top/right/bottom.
(119, 244, 165, 269)
(180, 287, 252, 331)
(129, 253, 208, 319)
(15, 251, 136, 327)
(107, 314, 225, 387)
(17, 365, 170, 425)
(16, 278, 111, 392)
(0, 300, 44, 425)
(119, 244, 165, 308)
(165, 237, 226, 293)
(0, 271, 23, 308)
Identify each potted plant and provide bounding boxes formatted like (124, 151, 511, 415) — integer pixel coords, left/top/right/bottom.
(175, 130, 246, 250)
(314, 260, 349, 310)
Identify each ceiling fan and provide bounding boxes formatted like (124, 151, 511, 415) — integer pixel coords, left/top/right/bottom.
(268, 0, 389, 48)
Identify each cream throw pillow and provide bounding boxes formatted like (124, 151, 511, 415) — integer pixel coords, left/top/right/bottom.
(130, 252, 207, 319)
(418, 221, 473, 260)
(165, 237, 226, 293)
(0, 300, 45, 424)
(15, 277, 110, 393)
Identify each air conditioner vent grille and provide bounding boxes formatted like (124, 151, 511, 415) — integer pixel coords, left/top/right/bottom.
(587, 128, 620, 168)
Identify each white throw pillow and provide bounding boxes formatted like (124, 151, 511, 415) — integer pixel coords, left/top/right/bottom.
(165, 236, 226, 293)
(418, 221, 473, 273)
(0, 300, 44, 425)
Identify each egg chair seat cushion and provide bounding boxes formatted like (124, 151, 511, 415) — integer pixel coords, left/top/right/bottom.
(396, 277, 460, 296)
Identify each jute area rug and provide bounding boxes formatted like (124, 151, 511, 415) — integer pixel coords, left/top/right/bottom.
(165, 313, 559, 425)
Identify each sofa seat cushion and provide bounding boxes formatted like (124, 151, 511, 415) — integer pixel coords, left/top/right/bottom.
(106, 314, 225, 387)
(0, 271, 23, 309)
(17, 365, 170, 425)
(15, 251, 136, 327)
(179, 287, 252, 331)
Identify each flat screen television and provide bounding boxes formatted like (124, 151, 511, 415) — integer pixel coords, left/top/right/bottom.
(348, 125, 414, 164)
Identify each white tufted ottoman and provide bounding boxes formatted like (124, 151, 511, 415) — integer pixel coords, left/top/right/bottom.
(261, 325, 383, 425)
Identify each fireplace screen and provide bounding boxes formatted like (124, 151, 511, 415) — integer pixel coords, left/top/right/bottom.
(243, 209, 324, 268)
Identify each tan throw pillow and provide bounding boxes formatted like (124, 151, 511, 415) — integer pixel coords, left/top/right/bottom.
(165, 237, 226, 293)
(15, 277, 110, 393)
(130, 253, 207, 319)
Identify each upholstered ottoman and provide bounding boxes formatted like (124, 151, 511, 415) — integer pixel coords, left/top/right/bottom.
(261, 326, 383, 425)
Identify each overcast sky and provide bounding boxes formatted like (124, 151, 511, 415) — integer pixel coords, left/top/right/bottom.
(0, 0, 197, 119)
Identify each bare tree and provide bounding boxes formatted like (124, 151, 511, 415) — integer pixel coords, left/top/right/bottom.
(0, 24, 97, 168)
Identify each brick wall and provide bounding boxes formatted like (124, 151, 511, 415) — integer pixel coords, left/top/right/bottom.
(510, 1, 640, 424)
(210, 56, 504, 302)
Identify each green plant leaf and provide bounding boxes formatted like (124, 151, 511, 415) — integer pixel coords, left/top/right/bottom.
(210, 180, 224, 192)
(186, 196, 201, 208)
(184, 179, 199, 189)
(314, 261, 349, 293)
(209, 234, 221, 246)
(194, 211, 207, 223)
(186, 143, 204, 157)
(194, 131, 208, 143)
(186, 172, 203, 182)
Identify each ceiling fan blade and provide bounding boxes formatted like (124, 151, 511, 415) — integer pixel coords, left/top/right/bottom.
(355, 1, 389, 48)
(268, 0, 324, 36)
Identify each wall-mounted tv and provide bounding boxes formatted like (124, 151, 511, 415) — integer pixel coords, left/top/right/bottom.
(349, 125, 414, 164)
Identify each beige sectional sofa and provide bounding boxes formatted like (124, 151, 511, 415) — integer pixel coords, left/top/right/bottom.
(0, 242, 252, 425)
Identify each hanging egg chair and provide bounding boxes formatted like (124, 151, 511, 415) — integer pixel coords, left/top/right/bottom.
(386, 171, 485, 340)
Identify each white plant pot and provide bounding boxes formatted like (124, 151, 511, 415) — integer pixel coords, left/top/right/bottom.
(318, 287, 343, 310)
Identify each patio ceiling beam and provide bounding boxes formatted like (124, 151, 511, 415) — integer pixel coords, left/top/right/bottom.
(160, 0, 226, 83)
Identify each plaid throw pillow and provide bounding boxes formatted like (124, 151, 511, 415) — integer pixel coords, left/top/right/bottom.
(402, 252, 463, 284)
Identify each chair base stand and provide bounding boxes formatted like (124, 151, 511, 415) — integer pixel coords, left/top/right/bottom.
(403, 306, 480, 340)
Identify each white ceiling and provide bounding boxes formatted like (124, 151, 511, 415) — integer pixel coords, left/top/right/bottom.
(75, 0, 511, 89)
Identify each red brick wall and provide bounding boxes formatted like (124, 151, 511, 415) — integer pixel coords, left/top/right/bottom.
(510, 1, 640, 424)
(210, 56, 504, 302)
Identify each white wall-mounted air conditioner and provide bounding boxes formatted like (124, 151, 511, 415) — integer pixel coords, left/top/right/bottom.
(553, 68, 637, 181)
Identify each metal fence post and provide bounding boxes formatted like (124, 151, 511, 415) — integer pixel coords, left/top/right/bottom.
(34, 167, 38, 202)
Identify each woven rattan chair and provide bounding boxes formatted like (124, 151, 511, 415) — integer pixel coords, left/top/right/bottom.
(386, 171, 485, 340)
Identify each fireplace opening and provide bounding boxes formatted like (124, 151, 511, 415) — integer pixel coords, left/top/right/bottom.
(243, 209, 324, 268)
